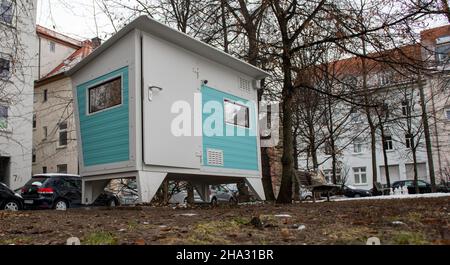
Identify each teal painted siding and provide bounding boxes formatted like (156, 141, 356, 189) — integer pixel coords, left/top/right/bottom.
(77, 67, 130, 167)
(202, 86, 259, 171)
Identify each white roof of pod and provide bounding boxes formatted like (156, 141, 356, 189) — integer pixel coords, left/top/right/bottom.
(67, 15, 269, 80)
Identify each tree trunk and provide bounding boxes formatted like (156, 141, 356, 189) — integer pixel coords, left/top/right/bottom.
(277, 89, 295, 204)
(380, 128, 391, 187)
(412, 143, 420, 194)
(418, 79, 436, 192)
(186, 183, 194, 204)
(261, 147, 276, 201)
(441, 0, 450, 23)
(293, 135, 300, 201)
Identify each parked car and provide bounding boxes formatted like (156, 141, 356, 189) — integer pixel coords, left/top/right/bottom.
(437, 181, 450, 193)
(342, 185, 372, 198)
(20, 174, 119, 210)
(299, 185, 313, 201)
(0, 182, 24, 211)
(168, 184, 237, 205)
(392, 180, 431, 194)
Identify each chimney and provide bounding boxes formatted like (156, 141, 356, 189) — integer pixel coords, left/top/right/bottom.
(91, 37, 102, 49)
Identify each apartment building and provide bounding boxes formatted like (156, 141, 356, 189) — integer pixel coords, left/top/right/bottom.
(0, 0, 38, 190)
(32, 27, 96, 175)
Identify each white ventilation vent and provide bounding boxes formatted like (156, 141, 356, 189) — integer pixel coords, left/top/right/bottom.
(207, 149, 224, 166)
(240, 78, 251, 93)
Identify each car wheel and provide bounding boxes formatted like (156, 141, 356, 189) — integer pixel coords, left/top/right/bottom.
(354, 194, 361, 198)
(54, 199, 68, 211)
(3, 201, 20, 211)
(229, 197, 237, 205)
(211, 197, 218, 206)
(304, 195, 313, 201)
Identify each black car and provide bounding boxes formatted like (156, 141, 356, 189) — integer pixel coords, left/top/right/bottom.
(21, 174, 119, 210)
(0, 182, 24, 211)
(342, 185, 372, 198)
(392, 180, 431, 194)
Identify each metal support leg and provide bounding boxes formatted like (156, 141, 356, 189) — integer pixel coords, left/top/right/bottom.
(137, 171, 167, 203)
(245, 177, 266, 201)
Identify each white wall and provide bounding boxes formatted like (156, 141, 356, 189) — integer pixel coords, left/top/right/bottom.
(0, 0, 38, 190)
(38, 37, 77, 78)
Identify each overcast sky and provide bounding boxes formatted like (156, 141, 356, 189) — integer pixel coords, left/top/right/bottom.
(37, 0, 449, 42)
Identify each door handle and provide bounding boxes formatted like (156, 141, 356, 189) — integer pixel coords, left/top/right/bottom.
(148, 85, 163, 101)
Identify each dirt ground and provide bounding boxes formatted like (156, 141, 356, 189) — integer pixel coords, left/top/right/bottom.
(0, 197, 449, 245)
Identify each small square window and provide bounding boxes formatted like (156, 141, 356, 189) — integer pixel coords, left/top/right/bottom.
(32, 114, 36, 129)
(58, 121, 68, 147)
(0, 57, 10, 79)
(43, 126, 48, 139)
(405, 134, 413, 149)
(383, 135, 393, 151)
(402, 101, 410, 116)
(89, 77, 122, 114)
(445, 109, 450, 121)
(224, 99, 250, 128)
(32, 149, 36, 163)
(43, 89, 48, 102)
(353, 167, 367, 184)
(0, 0, 14, 24)
(0, 104, 8, 129)
(49, 41, 56, 53)
(42, 166, 47, 174)
(57, 164, 68, 174)
(353, 142, 363, 153)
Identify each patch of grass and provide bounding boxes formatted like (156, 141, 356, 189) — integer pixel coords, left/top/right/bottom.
(322, 226, 374, 244)
(390, 231, 429, 245)
(0, 236, 32, 245)
(187, 220, 244, 244)
(83, 231, 118, 245)
(128, 220, 138, 231)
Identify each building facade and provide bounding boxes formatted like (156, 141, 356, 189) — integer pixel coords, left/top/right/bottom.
(32, 27, 94, 175)
(298, 25, 450, 190)
(0, 0, 38, 190)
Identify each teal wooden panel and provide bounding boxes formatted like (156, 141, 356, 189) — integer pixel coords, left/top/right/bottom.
(202, 86, 259, 171)
(76, 67, 130, 167)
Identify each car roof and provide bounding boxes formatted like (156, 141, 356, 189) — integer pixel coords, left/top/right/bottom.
(33, 173, 80, 178)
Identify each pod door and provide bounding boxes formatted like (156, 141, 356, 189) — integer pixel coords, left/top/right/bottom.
(142, 34, 202, 169)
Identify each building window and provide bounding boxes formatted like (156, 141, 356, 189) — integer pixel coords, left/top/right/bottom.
(353, 141, 363, 153)
(43, 89, 48, 102)
(383, 135, 394, 151)
(89, 77, 122, 114)
(42, 166, 47, 173)
(381, 103, 390, 120)
(324, 141, 333, 155)
(445, 109, 450, 121)
(58, 121, 68, 147)
(57, 164, 68, 174)
(224, 99, 250, 128)
(32, 148, 36, 163)
(0, 57, 10, 79)
(378, 71, 393, 86)
(0, 0, 14, 24)
(323, 169, 341, 183)
(436, 42, 450, 64)
(402, 101, 410, 116)
(32, 114, 36, 129)
(49, 41, 55, 53)
(350, 107, 362, 123)
(43, 126, 47, 139)
(353, 167, 367, 184)
(405, 134, 413, 149)
(0, 104, 8, 129)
